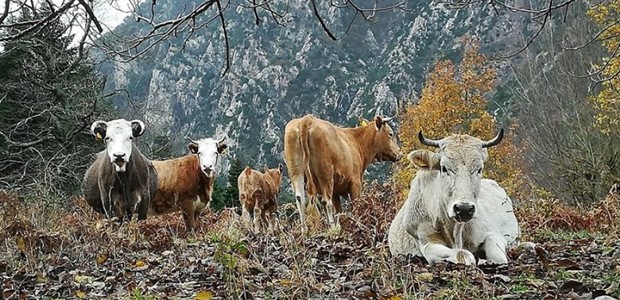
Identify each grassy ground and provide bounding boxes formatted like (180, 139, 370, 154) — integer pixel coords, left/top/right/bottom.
(1, 184, 619, 300)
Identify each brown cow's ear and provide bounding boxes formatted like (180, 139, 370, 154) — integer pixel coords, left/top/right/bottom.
(374, 116, 383, 130)
(217, 142, 228, 154)
(188, 143, 199, 154)
(91, 121, 107, 140)
(408, 150, 441, 170)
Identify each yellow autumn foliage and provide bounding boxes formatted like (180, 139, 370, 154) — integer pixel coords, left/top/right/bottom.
(393, 41, 528, 200)
(587, 2, 620, 135)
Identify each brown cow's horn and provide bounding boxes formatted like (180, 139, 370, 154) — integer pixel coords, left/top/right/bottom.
(481, 128, 504, 148)
(381, 116, 395, 123)
(418, 131, 441, 148)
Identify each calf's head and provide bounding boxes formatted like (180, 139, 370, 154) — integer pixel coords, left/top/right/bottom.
(188, 136, 228, 178)
(263, 163, 284, 193)
(408, 129, 504, 223)
(368, 116, 402, 162)
(91, 119, 146, 172)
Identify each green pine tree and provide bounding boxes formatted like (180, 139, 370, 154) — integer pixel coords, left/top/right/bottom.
(224, 157, 245, 209)
(0, 5, 111, 200)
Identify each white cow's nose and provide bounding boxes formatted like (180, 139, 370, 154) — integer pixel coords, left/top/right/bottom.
(453, 202, 476, 222)
(203, 165, 213, 173)
(113, 153, 126, 161)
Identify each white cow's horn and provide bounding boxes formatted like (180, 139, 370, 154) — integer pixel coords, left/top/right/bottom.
(481, 129, 504, 148)
(418, 131, 441, 148)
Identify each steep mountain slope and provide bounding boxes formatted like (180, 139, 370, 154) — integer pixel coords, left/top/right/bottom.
(99, 1, 528, 171)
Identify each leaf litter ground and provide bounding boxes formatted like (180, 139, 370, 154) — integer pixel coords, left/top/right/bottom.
(1, 189, 619, 299)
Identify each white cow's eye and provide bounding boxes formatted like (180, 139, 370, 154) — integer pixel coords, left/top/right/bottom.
(441, 166, 449, 174)
(477, 168, 482, 174)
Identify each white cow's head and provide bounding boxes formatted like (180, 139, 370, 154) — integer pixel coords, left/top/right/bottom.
(187, 136, 228, 178)
(408, 129, 504, 223)
(91, 119, 146, 172)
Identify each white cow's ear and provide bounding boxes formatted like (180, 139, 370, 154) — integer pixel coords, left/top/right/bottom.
(91, 120, 107, 140)
(130, 120, 146, 138)
(408, 150, 441, 170)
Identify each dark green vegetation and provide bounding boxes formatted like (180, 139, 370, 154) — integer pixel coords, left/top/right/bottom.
(0, 6, 112, 200)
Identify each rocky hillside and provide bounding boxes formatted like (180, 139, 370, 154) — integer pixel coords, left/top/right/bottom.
(98, 1, 528, 171)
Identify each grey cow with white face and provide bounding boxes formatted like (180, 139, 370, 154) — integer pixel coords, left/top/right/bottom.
(82, 119, 157, 221)
(388, 129, 520, 265)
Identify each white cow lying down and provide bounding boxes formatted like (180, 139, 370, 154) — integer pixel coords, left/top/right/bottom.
(388, 130, 520, 265)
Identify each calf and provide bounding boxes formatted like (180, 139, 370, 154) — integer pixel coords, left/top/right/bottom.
(148, 136, 228, 231)
(238, 164, 284, 233)
(82, 119, 157, 221)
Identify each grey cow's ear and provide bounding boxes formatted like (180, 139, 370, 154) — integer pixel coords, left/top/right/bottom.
(278, 163, 284, 173)
(408, 150, 441, 171)
(188, 143, 199, 154)
(91, 120, 107, 140)
(130, 120, 146, 138)
(217, 141, 228, 154)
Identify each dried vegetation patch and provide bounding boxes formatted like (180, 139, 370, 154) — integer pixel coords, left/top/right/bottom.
(1, 186, 620, 299)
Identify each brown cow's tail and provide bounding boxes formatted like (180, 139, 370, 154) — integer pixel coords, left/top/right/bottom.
(299, 119, 315, 196)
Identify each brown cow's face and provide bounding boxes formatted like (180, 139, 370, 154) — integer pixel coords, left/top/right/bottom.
(188, 136, 228, 178)
(372, 116, 401, 162)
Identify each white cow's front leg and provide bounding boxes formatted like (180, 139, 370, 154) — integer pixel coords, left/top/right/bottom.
(481, 233, 509, 264)
(422, 242, 476, 265)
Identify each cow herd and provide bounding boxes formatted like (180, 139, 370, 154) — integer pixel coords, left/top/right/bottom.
(82, 115, 520, 266)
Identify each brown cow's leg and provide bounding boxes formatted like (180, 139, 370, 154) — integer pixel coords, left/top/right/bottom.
(332, 193, 342, 214)
(178, 199, 196, 232)
(291, 175, 307, 231)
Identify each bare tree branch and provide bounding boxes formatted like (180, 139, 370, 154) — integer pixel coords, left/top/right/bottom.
(311, 0, 337, 41)
(216, 0, 230, 77)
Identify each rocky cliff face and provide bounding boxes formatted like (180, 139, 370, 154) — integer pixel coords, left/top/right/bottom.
(99, 1, 527, 172)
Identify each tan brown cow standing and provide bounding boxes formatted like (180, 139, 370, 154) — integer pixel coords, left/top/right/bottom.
(238, 164, 284, 233)
(284, 114, 401, 230)
(147, 137, 228, 231)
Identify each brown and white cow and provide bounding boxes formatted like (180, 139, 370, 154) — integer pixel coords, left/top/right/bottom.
(82, 119, 157, 222)
(284, 114, 401, 230)
(148, 136, 228, 231)
(388, 130, 520, 265)
(237, 163, 284, 233)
